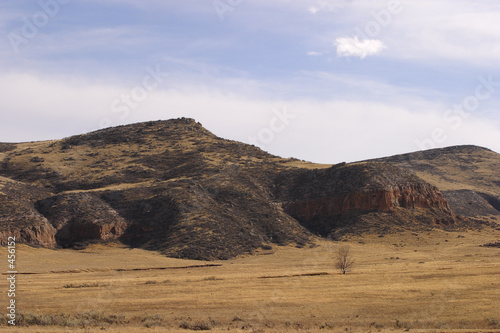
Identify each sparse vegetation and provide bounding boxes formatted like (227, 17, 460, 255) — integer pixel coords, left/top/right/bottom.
(486, 318, 500, 328)
(319, 322, 335, 329)
(141, 314, 164, 328)
(1, 230, 500, 332)
(62, 282, 102, 288)
(481, 241, 500, 248)
(179, 320, 213, 330)
(336, 245, 354, 274)
(14, 311, 126, 327)
(202, 276, 223, 281)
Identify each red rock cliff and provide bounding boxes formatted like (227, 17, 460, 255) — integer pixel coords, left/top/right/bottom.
(283, 183, 453, 221)
(0, 220, 57, 247)
(277, 162, 458, 235)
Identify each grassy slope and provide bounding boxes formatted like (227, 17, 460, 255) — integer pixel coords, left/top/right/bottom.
(370, 146, 500, 196)
(0, 120, 293, 192)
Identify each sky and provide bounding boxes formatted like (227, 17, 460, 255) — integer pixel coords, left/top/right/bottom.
(1, 0, 499, 163)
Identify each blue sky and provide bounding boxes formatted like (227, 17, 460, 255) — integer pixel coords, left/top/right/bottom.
(1, 0, 499, 163)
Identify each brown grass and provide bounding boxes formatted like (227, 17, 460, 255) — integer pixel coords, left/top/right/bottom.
(1, 228, 500, 332)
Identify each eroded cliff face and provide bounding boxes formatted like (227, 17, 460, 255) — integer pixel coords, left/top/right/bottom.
(0, 189, 129, 248)
(278, 163, 457, 236)
(53, 220, 128, 246)
(284, 183, 453, 219)
(0, 220, 57, 247)
(0, 177, 58, 247)
(35, 192, 128, 247)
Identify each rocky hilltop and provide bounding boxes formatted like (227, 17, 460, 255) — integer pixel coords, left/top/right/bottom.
(1, 118, 499, 259)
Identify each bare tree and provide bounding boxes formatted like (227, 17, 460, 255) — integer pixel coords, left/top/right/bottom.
(336, 245, 354, 274)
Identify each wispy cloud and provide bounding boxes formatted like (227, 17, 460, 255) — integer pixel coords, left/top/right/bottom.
(307, 0, 347, 14)
(383, 2, 500, 65)
(308, 7, 320, 14)
(335, 36, 385, 59)
(306, 51, 323, 56)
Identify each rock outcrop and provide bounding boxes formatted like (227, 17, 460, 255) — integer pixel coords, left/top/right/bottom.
(284, 183, 452, 218)
(35, 193, 128, 247)
(0, 220, 57, 247)
(0, 176, 57, 247)
(278, 162, 457, 236)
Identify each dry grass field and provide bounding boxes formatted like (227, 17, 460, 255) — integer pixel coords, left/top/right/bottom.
(1, 227, 499, 332)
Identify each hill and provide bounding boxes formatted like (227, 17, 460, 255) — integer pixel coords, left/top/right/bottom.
(367, 145, 500, 224)
(1, 118, 499, 259)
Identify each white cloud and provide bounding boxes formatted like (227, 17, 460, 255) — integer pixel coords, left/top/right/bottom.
(335, 36, 385, 59)
(249, 0, 500, 66)
(323, 0, 500, 66)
